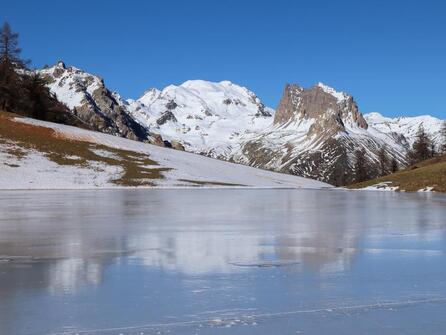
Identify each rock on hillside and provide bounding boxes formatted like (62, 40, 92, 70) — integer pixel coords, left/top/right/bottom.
(38, 62, 163, 145)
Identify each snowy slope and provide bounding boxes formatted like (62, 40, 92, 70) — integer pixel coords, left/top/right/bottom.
(37, 62, 156, 143)
(38, 62, 102, 110)
(34, 62, 445, 185)
(0, 115, 330, 190)
(127, 80, 274, 157)
(365, 112, 444, 147)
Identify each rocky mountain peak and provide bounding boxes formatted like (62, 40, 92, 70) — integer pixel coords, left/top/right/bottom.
(274, 83, 368, 132)
(37, 63, 162, 145)
(55, 60, 66, 69)
(273, 84, 303, 125)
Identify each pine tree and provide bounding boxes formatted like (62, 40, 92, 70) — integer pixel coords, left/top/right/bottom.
(353, 148, 369, 183)
(0, 22, 27, 68)
(332, 149, 348, 186)
(0, 22, 26, 112)
(407, 125, 433, 165)
(441, 121, 446, 154)
(377, 147, 389, 176)
(22, 73, 49, 119)
(429, 142, 436, 158)
(390, 157, 399, 173)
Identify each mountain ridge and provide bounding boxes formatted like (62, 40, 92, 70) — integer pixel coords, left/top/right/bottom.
(37, 62, 164, 146)
(37, 62, 445, 185)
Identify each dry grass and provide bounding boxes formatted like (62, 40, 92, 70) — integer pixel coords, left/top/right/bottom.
(0, 111, 170, 186)
(348, 155, 446, 192)
(178, 178, 245, 187)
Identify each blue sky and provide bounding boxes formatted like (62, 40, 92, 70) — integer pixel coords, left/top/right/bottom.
(2, 0, 445, 118)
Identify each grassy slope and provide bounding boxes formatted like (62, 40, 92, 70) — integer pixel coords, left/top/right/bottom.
(0, 111, 170, 186)
(348, 155, 446, 192)
(0, 111, 331, 189)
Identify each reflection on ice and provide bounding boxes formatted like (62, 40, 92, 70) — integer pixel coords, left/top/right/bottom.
(0, 189, 445, 292)
(48, 258, 103, 294)
(0, 189, 446, 335)
(128, 233, 273, 274)
(128, 230, 359, 275)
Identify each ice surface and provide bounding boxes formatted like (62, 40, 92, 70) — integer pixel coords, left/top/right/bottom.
(0, 189, 445, 334)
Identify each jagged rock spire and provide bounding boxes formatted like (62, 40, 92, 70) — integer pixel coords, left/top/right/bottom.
(274, 83, 368, 131)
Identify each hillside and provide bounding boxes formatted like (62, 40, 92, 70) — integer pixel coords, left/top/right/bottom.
(232, 83, 407, 186)
(127, 79, 274, 157)
(348, 155, 446, 192)
(37, 62, 163, 145)
(365, 112, 444, 148)
(35, 62, 445, 186)
(0, 111, 330, 190)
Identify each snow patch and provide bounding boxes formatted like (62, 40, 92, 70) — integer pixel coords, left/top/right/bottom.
(316, 82, 348, 102)
(1, 117, 331, 190)
(360, 182, 400, 192)
(418, 186, 434, 193)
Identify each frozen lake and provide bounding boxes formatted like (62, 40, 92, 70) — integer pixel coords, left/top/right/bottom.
(0, 189, 446, 335)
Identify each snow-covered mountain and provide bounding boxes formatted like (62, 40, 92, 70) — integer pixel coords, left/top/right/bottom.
(37, 62, 444, 185)
(128, 80, 443, 185)
(127, 80, 274, 157)
(234, 84, 444, 185)
(37, 62, 163, 145)
(364, 112, 444, 148)
(230, 84, 398, 185)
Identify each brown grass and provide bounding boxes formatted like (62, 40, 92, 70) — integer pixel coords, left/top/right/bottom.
(178, 178, 246, 187)
(0, 111, 170, 186)
(348, 155, 446, 192)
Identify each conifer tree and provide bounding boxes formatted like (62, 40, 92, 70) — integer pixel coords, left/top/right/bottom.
(22, 73, 49, 119)
(407, 125, 434, 164)
(441, 121, 446, 154)
(390, 157, 399, 173)
(377, 147, 389, 176)
(353, 148, 369, 183)
(0, 22, 27, 68)
(332, 149, 348, 186)
(0, 22, 25, 111)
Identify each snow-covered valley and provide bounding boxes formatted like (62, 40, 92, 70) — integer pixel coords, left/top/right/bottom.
(0, 112, 330, 189)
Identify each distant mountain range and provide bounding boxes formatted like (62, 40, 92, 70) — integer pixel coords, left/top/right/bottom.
(37, 62, 445, 185)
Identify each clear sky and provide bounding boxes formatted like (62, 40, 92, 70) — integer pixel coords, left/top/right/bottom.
(2, 0, 445, 118)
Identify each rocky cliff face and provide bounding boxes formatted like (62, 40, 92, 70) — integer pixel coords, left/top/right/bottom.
(38, 62, 163, 145)
(232, 83, 408, 185)
(274, 83, 368, 134)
